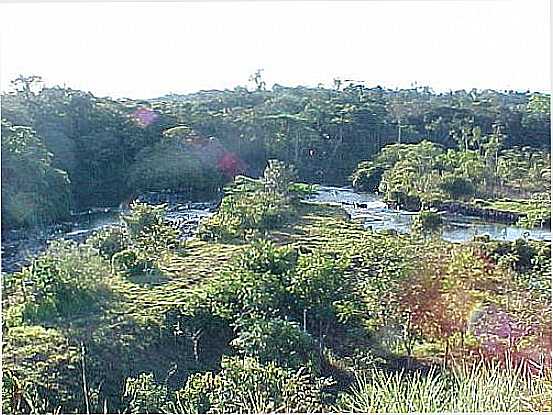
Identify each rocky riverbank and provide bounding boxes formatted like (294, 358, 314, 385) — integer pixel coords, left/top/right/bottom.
(437, 201, 523, 224)
(1, 192, 221, 275)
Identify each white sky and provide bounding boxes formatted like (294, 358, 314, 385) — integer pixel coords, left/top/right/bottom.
(0, 0, 550, 99)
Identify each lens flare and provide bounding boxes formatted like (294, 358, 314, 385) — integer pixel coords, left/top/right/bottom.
(132, 107, 159, 127)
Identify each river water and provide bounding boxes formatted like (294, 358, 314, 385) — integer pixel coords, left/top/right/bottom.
(2, 186, 550, 274)
(1, 202, 215, 274)
(307, 186, 551, 243)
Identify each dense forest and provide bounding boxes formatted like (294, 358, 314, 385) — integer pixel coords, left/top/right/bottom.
(1, 74, 550, 228)
(1, 75, 551, 414)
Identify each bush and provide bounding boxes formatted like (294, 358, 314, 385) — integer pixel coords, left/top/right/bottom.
(121, 202, 180, 264)
(111, 248, 154, 276)
(123, 373, 173, 414)
(386, 190, 421, 211)
(199, 188, 295, 242)
(18, 240, 111, 322)
(439, 174, 476, 200)
(175, 356, 332, 413)
(263, 159, 297, 196)
(351, 162, 385, 192)
(206, 267, 290, 321)
(87, 226, 128, 259)
(412, 210, 443, 236)
(233, 240, 297, 275)
(231, 318, 320, 372)
(289, 252, 352, 335)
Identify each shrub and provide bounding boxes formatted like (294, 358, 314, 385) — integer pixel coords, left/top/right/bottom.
(263, 159, 297, 196)
(386, 190, 421, 211)
(123, 373, 172, 414)
(121, 202, 180, 265)
(231, 318, 320, 373)
(87, 226, 128, 259)
(412, 210, 443, 236)
(350, 162, 385, 192)
(175, 356, 332, 413)
(233, 240, 297, 275)
(206, 267, 290, 321)
(289, 252, 352, 337)
(111, 248, 154, 276)
(199, 189, 294, 242)
(439, 174, 476, 200)
(18, 240, 111, 322)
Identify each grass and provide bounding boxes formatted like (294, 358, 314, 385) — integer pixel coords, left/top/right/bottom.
(335, 361, 552, 413)
(6, 200, 550, 413)
(2, 200, 369, 413)
(485, 199, 548, 214)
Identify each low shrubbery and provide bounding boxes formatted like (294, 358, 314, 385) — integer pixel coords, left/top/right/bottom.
(199, 161, 300, 242)
(14, 240, 112, 322)
(178, 356, 332, 414)
(87, 225, 128, 259)
(86, 202, 182, 277)
(231, 318, 319, 372)
(412, 210, 443, 237)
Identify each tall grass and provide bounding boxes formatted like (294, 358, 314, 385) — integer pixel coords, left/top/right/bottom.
(335, 361, 552, 413)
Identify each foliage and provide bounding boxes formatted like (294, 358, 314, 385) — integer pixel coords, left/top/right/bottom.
(263, 159, 297, 195)
(175, 356, 332, 413)
(199, 169, 296, 242)
(350, 161, 385, 192)
(120, 202, 181, 269)
(289, 251, 354, 338)
(86, 225, 129, 259)
(353, 139, 550, 215)
(123, 373, 173, 414)
(232, 239, 297, 275)
(439, 174, 475, 199)
(412, 210, 443, 237)
(127, 140, 224, 194)
(231, 318, 319, 372)
(335, 362, 552, 413)
(2, 326, 81, 413)
(3, 77, 549, 228)
(14, 240, 112, 322)
(1, 119, 70, 228)
(111, 248, 154, 276)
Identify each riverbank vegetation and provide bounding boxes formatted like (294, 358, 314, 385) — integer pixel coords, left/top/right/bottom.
(2, 75, 550, 229)
(2, 167, 551, 413)
(1, 74, 551, 413)
(351, 139, 551, 226)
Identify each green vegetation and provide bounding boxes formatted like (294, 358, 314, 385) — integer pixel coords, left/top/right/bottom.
(3, 172, 550, 412)
(198, 161, 300, 242)
(336, 363, 552, 412)
(1, 74, 551, 413)
(2, 75, 550, 228)
(352, 139, 550, 226)
(7, 240, 113, 323)
(1, 120, 70, 228)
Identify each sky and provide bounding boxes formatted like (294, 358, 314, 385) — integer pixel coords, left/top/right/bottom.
(0, 0, 550, 99)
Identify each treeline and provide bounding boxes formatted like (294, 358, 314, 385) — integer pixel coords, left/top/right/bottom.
(2, 75, 550, 228)
(351, 140, 551, 221)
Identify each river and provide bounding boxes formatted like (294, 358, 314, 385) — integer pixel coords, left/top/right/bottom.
(307, 186, 551, 243)
(1, 186, 550, 274)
